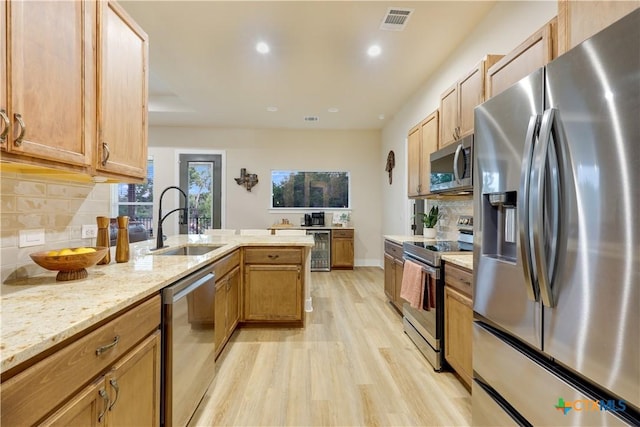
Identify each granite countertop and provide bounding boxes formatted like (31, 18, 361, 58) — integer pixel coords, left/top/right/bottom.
(383, 235, 437, 245)
(442, 254, 474, 271)
(0, 234, 314, 374)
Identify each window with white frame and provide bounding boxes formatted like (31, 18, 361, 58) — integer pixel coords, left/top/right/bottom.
(111, 158, 154, 236)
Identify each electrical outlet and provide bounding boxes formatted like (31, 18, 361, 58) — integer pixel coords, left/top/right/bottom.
(81, 224, 98, 239)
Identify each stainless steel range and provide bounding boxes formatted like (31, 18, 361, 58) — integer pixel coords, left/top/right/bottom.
(402, 224, 472, 371)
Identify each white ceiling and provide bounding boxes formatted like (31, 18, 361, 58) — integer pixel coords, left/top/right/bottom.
(120, 1, 496, 130)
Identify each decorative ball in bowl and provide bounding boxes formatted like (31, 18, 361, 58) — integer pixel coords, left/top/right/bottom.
(30, 247, 109, 281)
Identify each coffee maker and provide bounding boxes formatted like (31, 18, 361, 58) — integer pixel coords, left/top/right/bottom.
(304, 212, 325, 226)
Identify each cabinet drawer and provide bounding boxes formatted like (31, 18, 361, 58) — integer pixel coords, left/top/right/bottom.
(384, 240, 403, 259)
(444, 263, 472, 298)
(214, 250, 240, 279)
(0, 295, 161, 426)
(244, 248, 302, 264)
(332, 229, 354, 239)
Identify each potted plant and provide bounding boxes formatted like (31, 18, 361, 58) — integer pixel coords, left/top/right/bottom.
(419, 206, 441, 238)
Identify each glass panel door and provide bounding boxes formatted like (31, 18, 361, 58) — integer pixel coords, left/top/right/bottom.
(179, 154, 222, 234)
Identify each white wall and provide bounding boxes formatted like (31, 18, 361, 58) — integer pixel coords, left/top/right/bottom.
(381, 1, 558, 236)
(149, 127, 382, 266)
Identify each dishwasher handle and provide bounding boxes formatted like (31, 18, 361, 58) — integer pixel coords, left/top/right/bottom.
(163, 270, 215, 304)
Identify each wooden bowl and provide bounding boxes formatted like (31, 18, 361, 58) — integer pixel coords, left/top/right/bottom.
(30, 247, 109, 281)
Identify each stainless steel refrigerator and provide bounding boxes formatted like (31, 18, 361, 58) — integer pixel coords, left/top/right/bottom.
(472, 10, 639, 426)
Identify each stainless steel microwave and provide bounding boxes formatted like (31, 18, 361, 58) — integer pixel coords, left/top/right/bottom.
(430, 134, 473, 194)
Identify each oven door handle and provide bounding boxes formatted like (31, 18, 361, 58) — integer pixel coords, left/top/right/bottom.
(403, 256, 439, 278)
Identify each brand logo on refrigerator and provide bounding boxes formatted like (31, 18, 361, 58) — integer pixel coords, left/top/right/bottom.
(555, 397, 627, 415)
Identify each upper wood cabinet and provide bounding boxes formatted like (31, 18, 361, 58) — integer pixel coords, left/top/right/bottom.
(439, 55, 503, 149)
(407, 110, 439, 197)
(0, 0, 148, 183)
(1, 0, 95, 170)
(95, 0, 149, 182)
(486, 18, 557, 99)
(557, 0, 638, 55)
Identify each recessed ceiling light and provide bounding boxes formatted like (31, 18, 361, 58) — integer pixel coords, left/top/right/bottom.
(367, 45, 382, 57)
(378, 114, 385, 120)
(266, 106, 278, 112)
(256, 41, 270, 54)
(328, 107, 339, 113)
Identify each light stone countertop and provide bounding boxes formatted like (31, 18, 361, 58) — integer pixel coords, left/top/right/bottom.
(0, 234, 314, 374)
(442, 254, 474, 271)
(383, 235, 437, 245)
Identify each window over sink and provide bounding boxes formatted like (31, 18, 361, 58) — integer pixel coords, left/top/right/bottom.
(111, 158, 154, 236)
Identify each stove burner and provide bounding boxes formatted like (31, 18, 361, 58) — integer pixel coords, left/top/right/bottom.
(403, 240, 471, 267)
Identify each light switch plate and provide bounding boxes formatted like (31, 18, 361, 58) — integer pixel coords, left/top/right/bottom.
(81, 224, 98, 239)
(19, 229, 45, 248)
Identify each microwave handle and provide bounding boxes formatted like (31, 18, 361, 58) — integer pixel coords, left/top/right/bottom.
(453, 143, 463, 184)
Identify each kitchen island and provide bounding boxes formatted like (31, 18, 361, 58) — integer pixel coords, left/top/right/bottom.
(0, 234, 314, 375)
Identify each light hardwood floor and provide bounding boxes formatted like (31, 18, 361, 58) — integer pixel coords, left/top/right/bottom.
(189, 267, 471, 427)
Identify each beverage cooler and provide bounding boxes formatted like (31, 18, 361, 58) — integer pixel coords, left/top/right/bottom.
(307, 230, 330, 271)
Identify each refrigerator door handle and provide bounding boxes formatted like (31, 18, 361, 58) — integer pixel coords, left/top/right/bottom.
(518, 114, 541, 302)
(532, 108, 560, 308)
(453, 143, 463, 184)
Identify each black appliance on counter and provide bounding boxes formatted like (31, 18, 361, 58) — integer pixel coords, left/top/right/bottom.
(304, 212, 325, 227)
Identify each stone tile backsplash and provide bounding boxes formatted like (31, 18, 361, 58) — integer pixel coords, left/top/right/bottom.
(425, 197, 473, 241)
(0, 171, 111, 283)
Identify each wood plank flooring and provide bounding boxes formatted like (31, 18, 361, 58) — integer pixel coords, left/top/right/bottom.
(189, 267, 471, 426)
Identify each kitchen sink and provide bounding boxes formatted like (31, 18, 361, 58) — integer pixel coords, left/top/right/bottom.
(155, 244, 224, 256)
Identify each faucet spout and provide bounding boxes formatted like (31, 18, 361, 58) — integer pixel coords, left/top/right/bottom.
(154, 186, 189, 250)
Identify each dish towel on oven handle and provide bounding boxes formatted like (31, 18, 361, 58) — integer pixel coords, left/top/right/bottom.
(400, 259, 428, 310)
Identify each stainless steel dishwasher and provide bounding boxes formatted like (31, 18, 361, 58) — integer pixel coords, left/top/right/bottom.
(162, 265, 216, 427)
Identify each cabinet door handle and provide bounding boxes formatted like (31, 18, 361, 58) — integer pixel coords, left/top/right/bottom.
(96, 335, 120, 356)
(98, 388, 109, 423)
(267, 254, 279, 259)
(101, 142, 111, 166)
(108, 378, 120, 410)
(0, 109, 9, 144)
(13, 113, 26, 146)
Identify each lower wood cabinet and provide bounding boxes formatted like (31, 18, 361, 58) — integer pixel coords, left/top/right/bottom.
(331, 229, 354, 269)
(444, 263, 473, 389)
(215, 265, 240, 358)
(41, 331, 161, 426)
(383, 240, 406, 312)
(244, 247, 303, 323)
(0, 295, 161, 426)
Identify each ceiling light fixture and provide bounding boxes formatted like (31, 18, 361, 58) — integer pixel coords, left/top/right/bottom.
(379, 114, 385, 120)
(328, 107, 339, 113)
(256, 41, 270, 54)
(266, 106, 278, 112)
(367, 45, 382, 57)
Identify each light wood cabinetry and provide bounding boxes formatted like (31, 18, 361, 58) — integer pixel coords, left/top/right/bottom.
(444, 262, 473, 390)
(95, 0, 148, 182)
(0, 0, 148, 183)
(407, 110, 439, 197)
(439, 55, 503, 148)
(486, 19, 557, 99)
(0, 295, 161, 426)
(42, 332, 161, 426)
(383, 240, 406, 312)
(1, 0, 95, 170)
(212, 251, 241, 358)
(331, 228, 354, 269)
(244, 247, 304, 323)
(557, 0, 638, 55)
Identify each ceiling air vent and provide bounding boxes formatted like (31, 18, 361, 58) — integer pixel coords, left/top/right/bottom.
(379, 8, 414, 31)
(304, 116, 319, 122)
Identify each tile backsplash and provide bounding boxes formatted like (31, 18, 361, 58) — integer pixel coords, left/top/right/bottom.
(425, 197, 473, 241)
(1, 171, 111, 283)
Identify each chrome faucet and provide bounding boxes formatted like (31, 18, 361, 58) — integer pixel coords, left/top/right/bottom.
(154, 186, 188, 250)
